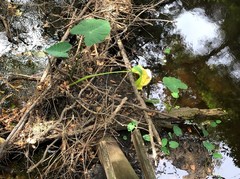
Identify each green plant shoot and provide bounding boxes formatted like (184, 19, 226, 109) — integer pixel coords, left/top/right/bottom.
(69, 65, 152, 90)
(127, 121, 137, 132)
(142, 134, 151, 142)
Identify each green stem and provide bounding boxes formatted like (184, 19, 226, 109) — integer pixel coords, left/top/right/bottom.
(169, 98, 178, 111)
(69, 70, 130, 86)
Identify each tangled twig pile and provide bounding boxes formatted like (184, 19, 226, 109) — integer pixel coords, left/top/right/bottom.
(0, 0, 167, 178)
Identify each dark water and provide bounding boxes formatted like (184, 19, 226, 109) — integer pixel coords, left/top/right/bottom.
(132, 0, 240, 178)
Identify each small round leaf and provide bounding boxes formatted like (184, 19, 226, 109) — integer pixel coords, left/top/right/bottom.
(161, 138, 168, 147)
(203, 141, 215, 151)
(173, 125, 183, 137)
(169, 141, 179, 149)
(142, 134, 151, 142)
(213, 152, 223, 159)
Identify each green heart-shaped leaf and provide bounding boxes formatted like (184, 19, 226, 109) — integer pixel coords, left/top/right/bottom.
(163, 77, 188, 93)
(45, 42, 72, 58)
(70, 18, 111, 46)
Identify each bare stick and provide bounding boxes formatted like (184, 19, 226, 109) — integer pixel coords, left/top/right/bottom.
(116, 36, 161, 162)
(106, 97, 127, 124)
(27, 139, 58, 173)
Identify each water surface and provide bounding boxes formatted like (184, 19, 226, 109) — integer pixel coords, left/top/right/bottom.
(132, 0, 240, 178)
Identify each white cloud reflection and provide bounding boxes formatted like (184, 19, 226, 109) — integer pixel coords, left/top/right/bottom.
(174, 8, 224, 55)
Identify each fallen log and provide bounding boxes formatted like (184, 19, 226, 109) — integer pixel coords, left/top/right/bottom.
(132, 129, 156, 179)
(155, 107, 227, 120)
(98, 136, 139, 179)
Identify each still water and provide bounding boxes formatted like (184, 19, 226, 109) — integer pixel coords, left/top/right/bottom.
(132, 0, 240, 178)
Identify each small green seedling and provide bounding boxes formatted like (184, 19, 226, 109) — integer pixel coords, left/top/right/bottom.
(210, 119, 222, 127)
(164, 48, 171, 55)
(203, 140, 215, 152)
(163, 77, 188, 99)
(169, 141, 179, 149)
(127, 120, 137, 132)
(173, 125, 183, 137)
(213, 152, 222, 159)
(161, 125, 182, 155)
(122, 135, 128, 141)
(142, 134, 151, 142)
(203, 140, 222, 159)
(160, 137, 179, 155)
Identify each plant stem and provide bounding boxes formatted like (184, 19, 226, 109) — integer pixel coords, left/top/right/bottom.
(169, 98, 178, 111)
(70, 70, 130, 86)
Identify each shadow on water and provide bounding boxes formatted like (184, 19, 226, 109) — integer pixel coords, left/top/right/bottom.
(132, 0, 240, 178)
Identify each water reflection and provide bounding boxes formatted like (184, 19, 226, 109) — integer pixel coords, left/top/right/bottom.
(0, 0, 56, 71)
(156, 159, 188, 179)
(0, 32, 11, 56)
(213, 142, 240, 178)
(174, 8, 224, 55)
(133, 0, 240, 177)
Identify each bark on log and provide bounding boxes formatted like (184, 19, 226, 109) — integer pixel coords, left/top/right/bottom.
(165, 107, 227, 120)
(97, 136, 139, 179)
(132, 129, 156, 179)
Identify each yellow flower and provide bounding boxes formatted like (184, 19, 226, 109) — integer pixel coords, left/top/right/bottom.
(131, 65, 152, 90)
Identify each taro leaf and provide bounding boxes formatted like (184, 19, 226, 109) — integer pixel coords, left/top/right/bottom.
(127, 121, 137, 132)
(161, 138, 168, 147)
(142, 134, 151, 142)
(173, 125, 183, 137)
(203, 141, 215, 152)
(45, 42, 72, 58)
(169, 141, 179, 149)
(70, 18, 111, 46)
(161, 146, 170, 155)
(163, 77, 188, 93)
(213, 152, 223, 159)
(131, 65, 152, 90)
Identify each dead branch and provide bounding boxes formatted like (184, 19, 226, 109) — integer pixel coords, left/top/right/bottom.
(116, 36, 161, 163)
(98, 136, 139, 179)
